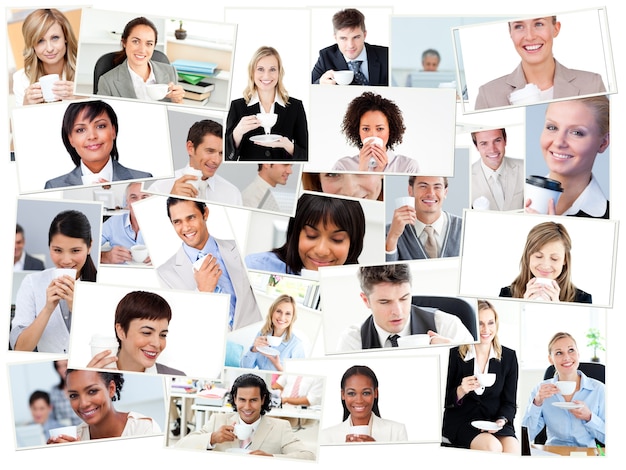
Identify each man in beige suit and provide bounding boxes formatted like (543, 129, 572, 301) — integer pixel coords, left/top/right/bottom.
(175, 373, 316, 459)
(471, 128, 524, 211)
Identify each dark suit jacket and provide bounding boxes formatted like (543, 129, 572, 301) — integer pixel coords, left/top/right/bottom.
(44, 159, 152, 189)
(155, 363, 185, 376)
(23, 253, 44, 270)
(311, 43, 389, 86)
(499, 285, 592, 304)
(442, 346, 518, 446)
(225, 97, 308, 162)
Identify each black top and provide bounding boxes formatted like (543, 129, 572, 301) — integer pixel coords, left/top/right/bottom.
(499, 285, 592, 304)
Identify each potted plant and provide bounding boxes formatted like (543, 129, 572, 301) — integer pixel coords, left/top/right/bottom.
(586, 328, 605, 362)
(174, 20, 187, 40)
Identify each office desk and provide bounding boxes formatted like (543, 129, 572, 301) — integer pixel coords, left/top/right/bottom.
(532, 444, 603, 456)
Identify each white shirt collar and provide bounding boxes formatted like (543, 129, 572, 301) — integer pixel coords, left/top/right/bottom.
(127, 60, 156, 101)
(248, 90, 285, 108)
(559, 174, 608, 217)
(80, 157, 113, 185)
(480, 158, 504, 178)
(415, 211, 446, 236)
(14, 251, 26, 271)
(373, 315, 412, 347)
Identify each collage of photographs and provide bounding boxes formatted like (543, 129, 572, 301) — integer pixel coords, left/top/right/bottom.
(1, 2, 623, 469)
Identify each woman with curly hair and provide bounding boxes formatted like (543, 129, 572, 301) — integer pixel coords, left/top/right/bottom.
(333, 91, 419, 173)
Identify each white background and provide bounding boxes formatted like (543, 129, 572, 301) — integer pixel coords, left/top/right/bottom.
(2, 1, 624, 469)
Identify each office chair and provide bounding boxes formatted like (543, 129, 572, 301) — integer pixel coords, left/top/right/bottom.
(93, 50, 171, 94)
(411, 295, 477, 340)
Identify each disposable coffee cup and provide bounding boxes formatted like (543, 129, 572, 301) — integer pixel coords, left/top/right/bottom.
(55, 268, 77, 280)
(234, 423, 253, 440)
(49, 425, 77, 439)
(90, 335, 119, 368)
(396, 334, 430, 348)
(509, 83, 541, 105)
(556, 380, 576, 395)
(183, 166, 203, 191)
(395, 196, 415, 210)
(525, 175, 563, 214)
(130, 244, 149, 263)
(348, 425, 370, 436)
(39, 74, 59, 102)
(333, 70, 354, 85)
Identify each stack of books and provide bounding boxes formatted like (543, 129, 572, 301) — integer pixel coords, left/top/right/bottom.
(173, 60, 219, 105)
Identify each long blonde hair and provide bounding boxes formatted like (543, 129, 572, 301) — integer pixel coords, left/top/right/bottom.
(459, 300, 502, 360)
(243, 46, 289, 105)
(21, 8, 78, 84)
(260, 294, 297, 341)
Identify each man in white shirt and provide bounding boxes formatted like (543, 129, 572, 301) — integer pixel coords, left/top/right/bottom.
(148, 119, 242, 205)
(385, 176, 463, 261)
(337, 263, 474, 352)
(471, 128, 524, 211)
(242, 164, 293, 211)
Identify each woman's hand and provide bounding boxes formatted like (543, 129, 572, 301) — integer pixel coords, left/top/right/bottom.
(345, 433, 376, 443)
(265, 351, 283, 371)
(525, 198, 556, 215)
(23, 82, 44, 105)
(252, 335, 269, 352)
(87, 349, 118, 369)
(488, 418, 507, 433)
(167, 83, 185, 103)
(47, 434, 79, 445)
(458, 375, 481, 397)
(45, 275, 75, 313)
(253, 136, 295, 155)
(569, 401, 592, 422)
(358, 141, 388, 171)
(533, 383, 560, 407)
(523, 278, 560, 302)
(52, 80, 75, 101)
(233, 115, 261, 148)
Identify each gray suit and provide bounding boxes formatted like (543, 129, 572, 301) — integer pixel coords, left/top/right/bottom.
(97, 59, 178, 99)
(471, 157, 524, 211)
(475, 60, 606, 110)
(156, 240, 261, 330)
(44, 159, 152, 189)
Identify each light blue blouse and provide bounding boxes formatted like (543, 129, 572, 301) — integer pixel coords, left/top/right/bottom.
(240, 331, 305, 371)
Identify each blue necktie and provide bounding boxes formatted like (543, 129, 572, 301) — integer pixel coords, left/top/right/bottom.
(348, 61, 368, 85)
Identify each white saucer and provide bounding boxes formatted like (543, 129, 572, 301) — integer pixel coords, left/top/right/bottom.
(226, 448, 250, 454)
(552, 401, 584, 410)
(250, 134, 281, 143)
(257, 346, 279, 356)
(471, 420, 502, 431)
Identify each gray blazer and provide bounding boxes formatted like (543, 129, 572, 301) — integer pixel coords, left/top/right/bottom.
(475, 60, 606, 110)
(44, 159, 152, 189)
(156, 240, 262, 330)
(97, 59, 178, 99)
(471, 157, 524, 211)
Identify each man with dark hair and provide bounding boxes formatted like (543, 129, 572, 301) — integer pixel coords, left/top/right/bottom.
(175, 373, 315, 459)
(337, 263, 473, 351)
(385, 176, 463, 261)
(156, 198, 261, 330)
(242, 164, 293, 211)
(148, 119, 242, 205)
(14, 224, 45, 271)
(470, 128, 524, 211)
(29, 390, 61, 436)
(312, 8, 388, 86)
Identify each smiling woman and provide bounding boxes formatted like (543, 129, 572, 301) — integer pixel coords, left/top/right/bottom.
(44, 100, 153, 189)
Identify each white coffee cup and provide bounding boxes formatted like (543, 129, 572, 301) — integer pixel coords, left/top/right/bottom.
(266, 335, 282, 347)
(183, 166, 203, 191)
(348, 425, 370, 436)
(130, 244, 149, 263)
(509, 83, 541, 105)
(363, 136, 383, 148)
(234, 423, 254, 440)
(472, 196, 491, 211)
(90, 335, 119, 368)
(49, 425, 78, 439)
(534, 277, 554, 287)
(556, 380, 576, 395)
(55, 268, 77, 280)
(476, 373, 496, 387)
(396, 334, 430, 348)
(333, 70, 354, 85)
(525, 175, 563, 214)
(256, 112, 277, 133)
(39, 74, 59, 102)
(146, 83, 169, 100)
(395, 196, 415, 210)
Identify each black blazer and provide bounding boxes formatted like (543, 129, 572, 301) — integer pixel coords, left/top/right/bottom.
(499, 285, 592, 304)
(225, 97, 308, 162)
(311, 43, 389, 86)
(442, 346, 518, 444)
(23, 253, 45, 271)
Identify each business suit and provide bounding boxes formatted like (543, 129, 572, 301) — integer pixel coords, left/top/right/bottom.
(225, 97, 308, 162)
(96, 59, 178, 99)
(175, 412, 315, 459)
(442, 346, 519, 448)
(471, 157, 524, 211)
(44, 159, 152, 189)
(475, 60, 606, 110)
(320, 414, 408, 444)
(311, 43, 389, 86)
(156, 240, 262, 330)
(23, 253, 44, 271)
